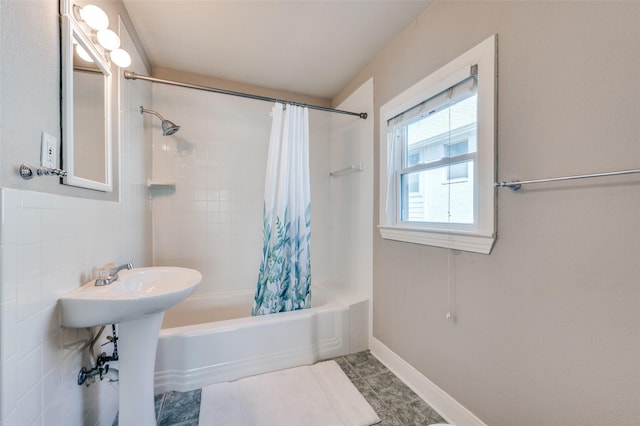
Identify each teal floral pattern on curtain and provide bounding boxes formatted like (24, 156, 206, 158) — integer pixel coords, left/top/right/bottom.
(252, 103, 311, 316)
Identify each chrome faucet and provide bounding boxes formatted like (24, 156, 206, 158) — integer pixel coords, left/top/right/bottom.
(94, 262, 134, 286)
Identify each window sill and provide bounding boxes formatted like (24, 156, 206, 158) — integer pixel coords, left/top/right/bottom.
(378, 225, 495, 254)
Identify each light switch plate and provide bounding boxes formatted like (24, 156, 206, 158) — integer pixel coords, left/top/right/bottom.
(41, 131, 58, 168)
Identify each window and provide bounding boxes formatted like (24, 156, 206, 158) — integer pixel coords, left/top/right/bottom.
(379, 35, 496, 254)
(397, 79, 476, 224)
(443, 141, 470, 183)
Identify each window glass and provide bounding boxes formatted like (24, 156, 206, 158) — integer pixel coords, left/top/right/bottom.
(392, 77, 477, 225)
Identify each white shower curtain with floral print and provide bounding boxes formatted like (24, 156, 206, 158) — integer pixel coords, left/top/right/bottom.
(252, 103, 311, 316)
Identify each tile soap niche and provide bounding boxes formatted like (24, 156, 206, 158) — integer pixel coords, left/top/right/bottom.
(147, 179, 176, 198)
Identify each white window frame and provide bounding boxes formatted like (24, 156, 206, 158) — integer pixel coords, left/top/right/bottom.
(379, 35, 497, 254)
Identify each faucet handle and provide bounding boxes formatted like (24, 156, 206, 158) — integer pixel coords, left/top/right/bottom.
(93, 263, 113, 279)
(96, 269, 110, 280)
(94, 267, 112, 286)
(103, 263, 116, 274)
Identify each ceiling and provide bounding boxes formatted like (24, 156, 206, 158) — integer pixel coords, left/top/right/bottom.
(121, 0, 431, 99)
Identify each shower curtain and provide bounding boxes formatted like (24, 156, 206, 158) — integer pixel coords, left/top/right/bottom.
(252, 103, 311, 316)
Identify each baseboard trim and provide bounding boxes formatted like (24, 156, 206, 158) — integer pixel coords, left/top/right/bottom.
(370, 337, 487, 426)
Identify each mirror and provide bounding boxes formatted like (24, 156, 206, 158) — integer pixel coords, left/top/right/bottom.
(61, 8, 113, 192)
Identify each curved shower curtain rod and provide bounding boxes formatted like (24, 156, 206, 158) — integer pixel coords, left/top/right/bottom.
(123, 71, 368, 119)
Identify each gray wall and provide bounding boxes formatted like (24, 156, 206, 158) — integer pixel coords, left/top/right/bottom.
(336, 1, 640, 425)
(0, 0, 61, 192)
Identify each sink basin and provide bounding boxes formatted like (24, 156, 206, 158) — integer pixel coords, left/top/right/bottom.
(59, 266, 202, 328)
(59, 266, 202, 425)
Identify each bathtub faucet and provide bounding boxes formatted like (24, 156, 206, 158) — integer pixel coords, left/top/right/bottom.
(94, 262, 134, 286)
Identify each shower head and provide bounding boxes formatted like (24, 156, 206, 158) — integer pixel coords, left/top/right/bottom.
(140, 106, 180, 136)
(161, 120, 180, 136)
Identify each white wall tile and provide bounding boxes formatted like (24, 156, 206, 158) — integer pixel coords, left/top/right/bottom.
(41, 392, 63, 426)
(17, 382, 42, 426)
(39, 208, 63, 243)
(16, 208, 42, 246)
(0, 302, 17, 360)
(16, 243, 41, 285)
(0, 190, 19, 246)
(40, 240, 64, 276)
(0, 355, 17, 419)
(18, 383, 42, 425)
(17, 313, 43, 359)
(0, 408, 17, 426)
(0, 246, 16, 303)
(41, 329, 62, 376)
(16, 276, 42, 323)
(16, 347, 41, 398)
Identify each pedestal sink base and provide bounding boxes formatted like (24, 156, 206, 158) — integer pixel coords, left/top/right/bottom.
(58, 267, 202, 423)
(117, 312, 164, 426)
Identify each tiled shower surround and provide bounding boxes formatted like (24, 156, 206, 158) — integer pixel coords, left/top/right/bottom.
(149, 83, 333, 295)
(148, 78, 373, 301)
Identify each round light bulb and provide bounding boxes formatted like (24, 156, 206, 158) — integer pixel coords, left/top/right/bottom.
(76, 44, 94, 63)
(110, 49, 131, 68)
(97, 29, 120, 51)
(79, 5, 109, 31)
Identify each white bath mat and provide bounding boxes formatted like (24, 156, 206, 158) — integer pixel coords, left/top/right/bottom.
(198, 360, 380, 426)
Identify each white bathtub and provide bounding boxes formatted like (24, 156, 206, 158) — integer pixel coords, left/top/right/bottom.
(154, 284, 369, 393)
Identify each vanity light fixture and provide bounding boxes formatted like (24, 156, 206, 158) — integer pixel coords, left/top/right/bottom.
(97, 28, 120, 51)
(110, 49, 132, 68)
(73, 3, 131, 68)
(77, 4, 108, 30)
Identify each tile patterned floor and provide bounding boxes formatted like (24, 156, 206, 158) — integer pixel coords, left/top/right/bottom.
(113, 351, 446, 426)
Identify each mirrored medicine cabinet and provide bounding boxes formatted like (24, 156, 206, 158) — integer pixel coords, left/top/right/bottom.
(60, 0, 113, 192)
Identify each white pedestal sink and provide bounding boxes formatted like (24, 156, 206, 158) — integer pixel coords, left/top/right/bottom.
(59, 267, 202, 426)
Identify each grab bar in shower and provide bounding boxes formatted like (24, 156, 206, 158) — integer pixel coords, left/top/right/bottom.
(495, 167, 640, 191)
(329, 163, 364, 177)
